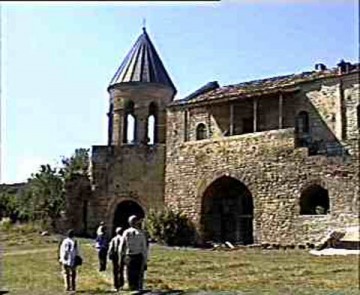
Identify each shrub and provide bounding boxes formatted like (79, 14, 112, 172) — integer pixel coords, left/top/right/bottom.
(144, 208, 195, 246)
(0, 218, 12, 231)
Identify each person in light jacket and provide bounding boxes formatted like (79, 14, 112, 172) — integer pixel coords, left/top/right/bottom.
(108, 227, 125, 291)
(120, 215, 148, 291)
(95, 226, 109, 271)
(59, 229, 80, 292)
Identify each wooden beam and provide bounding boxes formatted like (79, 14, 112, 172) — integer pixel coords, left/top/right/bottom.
(184, 110, 188, 142)
(253, 98, 258, 132)
(230, 103, 234, 136)
(279, 92, 283, 129)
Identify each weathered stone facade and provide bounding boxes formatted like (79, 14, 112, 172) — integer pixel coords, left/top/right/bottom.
(165, 69, 359, 245)
(68, 29, 359, 245)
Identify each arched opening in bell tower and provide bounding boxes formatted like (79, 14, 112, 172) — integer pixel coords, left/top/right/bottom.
(123, 100, 136, 144)
(147, 102, 158, 145)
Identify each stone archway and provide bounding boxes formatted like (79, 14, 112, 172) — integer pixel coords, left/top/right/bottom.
(112, 200, 145, 235)
(200, 176, 254, 245)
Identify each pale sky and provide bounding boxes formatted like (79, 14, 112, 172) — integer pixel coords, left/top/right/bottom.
(1, 1, 359, 183)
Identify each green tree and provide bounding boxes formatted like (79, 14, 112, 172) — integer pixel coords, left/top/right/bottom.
(25, 164, 65, 227)
(0, 191, 19, 221)
(60, 148, 90, 180)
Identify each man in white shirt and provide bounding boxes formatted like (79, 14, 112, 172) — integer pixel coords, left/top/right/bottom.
(120, 215, 148, 291)
(108, 227, 124, 291)
(59, 229, 79, 292)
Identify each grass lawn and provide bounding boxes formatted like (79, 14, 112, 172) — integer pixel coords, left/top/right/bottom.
(1, 225, 359, 295)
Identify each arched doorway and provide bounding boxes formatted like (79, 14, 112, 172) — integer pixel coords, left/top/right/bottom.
(200, 176, 254, 245)
(113, 200, 145, 235)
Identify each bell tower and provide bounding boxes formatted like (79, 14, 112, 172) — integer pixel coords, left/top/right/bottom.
(96, 27, 177, 233)
(107, 27, 176, 147)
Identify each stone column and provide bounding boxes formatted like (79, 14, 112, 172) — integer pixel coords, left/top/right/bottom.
(157, 108, 167, 144)
(135, 106, 147, 144)
(335, 80, 346, 140)
(112, 106, 124, 146)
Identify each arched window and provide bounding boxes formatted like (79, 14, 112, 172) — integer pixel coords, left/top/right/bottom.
(295, 111, 309, 133)
(300, 184, 330, 215)
(123, 101, 136, 144)
(147, 102, 157, 145)
(196, 123, 207, 140)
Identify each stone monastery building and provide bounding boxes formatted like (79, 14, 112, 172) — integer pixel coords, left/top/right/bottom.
(66, 28, 359, 245)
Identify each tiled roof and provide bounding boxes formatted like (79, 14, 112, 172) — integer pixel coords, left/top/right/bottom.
(171, 62, 359, 107)
(108, 28, 176, 93)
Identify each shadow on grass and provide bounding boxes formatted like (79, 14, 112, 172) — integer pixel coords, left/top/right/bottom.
(75, 289, 184, 295)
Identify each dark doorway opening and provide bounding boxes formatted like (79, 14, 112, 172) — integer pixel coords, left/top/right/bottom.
(200, 176, 254, 245)
(242, 118, 254, 134)
(300, 185, 330, 215)
(113, 201, 145, 235)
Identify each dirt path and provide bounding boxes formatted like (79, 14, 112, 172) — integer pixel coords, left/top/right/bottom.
(2, 246, 56, 256)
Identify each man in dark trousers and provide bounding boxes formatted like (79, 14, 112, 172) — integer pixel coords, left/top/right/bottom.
(95, 225, 109, 271)
(108, 227, 125, 291)
(120, 215, 148, 291)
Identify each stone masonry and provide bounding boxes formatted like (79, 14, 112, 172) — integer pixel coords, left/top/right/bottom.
(65, 29, 359, 246)
(165, 68, 359, 245)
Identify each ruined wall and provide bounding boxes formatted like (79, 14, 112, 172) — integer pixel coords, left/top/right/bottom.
(63, 174, 91, 235)
(165, 74, 359, 245)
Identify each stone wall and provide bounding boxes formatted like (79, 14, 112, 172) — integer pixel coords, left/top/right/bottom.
(85, 82, 175, 235)
(165, 73, 359, 245)
(89, 143, 167, 235)
(63, 174, 91, 235)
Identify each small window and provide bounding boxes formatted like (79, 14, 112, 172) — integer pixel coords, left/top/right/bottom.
(196, 123, 207, 140)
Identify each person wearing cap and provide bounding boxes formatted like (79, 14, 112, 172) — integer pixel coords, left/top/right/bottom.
(108, 227, 125, 291)
(120, 215, 148, 291)
(59, 229, 80, 292)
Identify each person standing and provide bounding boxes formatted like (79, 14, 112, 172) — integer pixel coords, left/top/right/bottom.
(59, 229, 80, 292)
(95, 226, 109, 271)
(96, 221, 105, 237)
(120, 215, 148, 291)
(108, 227, 125, 291)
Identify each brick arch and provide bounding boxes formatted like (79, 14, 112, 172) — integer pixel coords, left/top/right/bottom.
(197, 170, 256, 201)
(299, 178, 328, 192)
(197, 170, 255, 245)
(106, 196, 147, 235)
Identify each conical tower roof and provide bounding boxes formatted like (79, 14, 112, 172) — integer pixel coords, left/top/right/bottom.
(108, 28, 176, 93)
